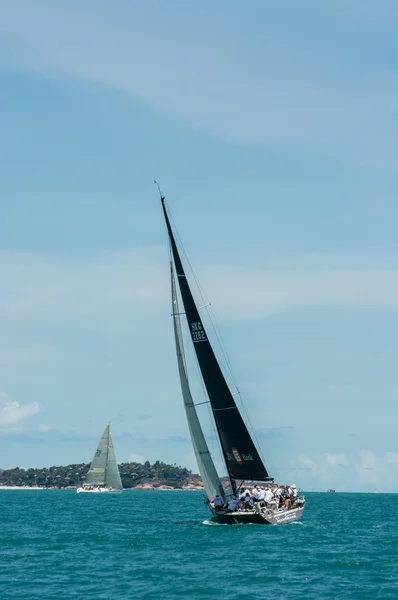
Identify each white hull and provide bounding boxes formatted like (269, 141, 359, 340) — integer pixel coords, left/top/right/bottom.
(76, 487, 123, 494)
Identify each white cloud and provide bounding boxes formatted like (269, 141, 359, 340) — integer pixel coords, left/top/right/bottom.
(386, 452, 398, 465)
(204, 264, 398, 321)
(38, 425, 51, 432)
(0, 247, 165, 327)
(0, 2, 396, 167)
(354, 450, 396, 489)
(1, 250, 398, 335)
(128, 454, 146, 464)
(356, 449, 377, 472)
(288, 450, 398, 492)
(323, 453, 349, 468)
(0, 392, 41, 431)
(291, 455, 318, 473)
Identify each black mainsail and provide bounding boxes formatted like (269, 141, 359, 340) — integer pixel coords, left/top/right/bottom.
(161, 196, 272, 486)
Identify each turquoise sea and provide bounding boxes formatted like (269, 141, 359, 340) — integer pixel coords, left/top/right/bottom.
(1, 490, 397, 599)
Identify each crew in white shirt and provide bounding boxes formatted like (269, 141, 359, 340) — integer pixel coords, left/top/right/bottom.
(252, 486, 263, 502)
(273, 485, 282, 506)
(264, 486, 274, 504)
(251, 484, 260, 497)
(257, 487, 266, 501)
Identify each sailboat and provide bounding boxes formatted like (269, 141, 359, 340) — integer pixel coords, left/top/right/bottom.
(161, 190, 305, 524)
(77, 424, 123, 494)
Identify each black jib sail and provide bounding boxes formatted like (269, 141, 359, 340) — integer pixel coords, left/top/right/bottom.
(161, 196, 272, 483)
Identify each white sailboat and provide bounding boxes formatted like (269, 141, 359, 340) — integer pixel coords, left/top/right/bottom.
(161, 189, 305, 524)
(77, 424, 123, 494)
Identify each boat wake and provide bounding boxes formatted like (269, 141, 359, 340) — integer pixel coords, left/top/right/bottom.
(202, 519, 250, 527)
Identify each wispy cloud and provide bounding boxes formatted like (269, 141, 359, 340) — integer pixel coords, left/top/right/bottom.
(128, 453, 146, 464)
(286, 450, 398, 492)
(38, 425, 50, 432)
(0, 1, 397, 167)
(1, 249, 398, 336)
(204, 263, 398, 321)
(0, 392, 41, 431)
(354, 449, 398, 489)
(323, 453, 349, 468)
(0, 247, 166, 329)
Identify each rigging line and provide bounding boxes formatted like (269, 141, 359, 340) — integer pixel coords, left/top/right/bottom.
(168, 207, 270, 474)
(174, 262, 225, 478)
(165, 215, 235, 378)
(164, 208, 229, 375)
(202, 317, 271, 474)
(173, 218, 241, 393)
(167, 203, 269, 473)
(188, 328, 227, 478)
(195, 354, 226, 477)
(234, 390, 270, 474)
(165, 199, 236, 386)
(163, 195, 268, 474)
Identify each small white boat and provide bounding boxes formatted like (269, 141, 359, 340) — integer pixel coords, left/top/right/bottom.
(76, 486, 122, 494)
(77, 424, 123, 494)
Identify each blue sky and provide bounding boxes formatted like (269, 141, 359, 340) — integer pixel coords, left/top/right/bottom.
(0, 0, 398, 491)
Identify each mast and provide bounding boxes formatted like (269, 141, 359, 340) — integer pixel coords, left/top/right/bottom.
(161, 193, 272, 487)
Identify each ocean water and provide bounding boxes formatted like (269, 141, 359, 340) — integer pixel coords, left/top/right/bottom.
(1, 490, 397, 599)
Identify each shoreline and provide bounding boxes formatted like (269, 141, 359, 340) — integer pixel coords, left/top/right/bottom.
(0, 485, 205, 491)
(0, 486, 47, 490)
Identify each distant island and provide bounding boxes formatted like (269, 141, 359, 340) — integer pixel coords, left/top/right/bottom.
(0, 460, 204, 490)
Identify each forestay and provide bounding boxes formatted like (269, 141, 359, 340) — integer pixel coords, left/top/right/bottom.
(162, 198, 272, 483)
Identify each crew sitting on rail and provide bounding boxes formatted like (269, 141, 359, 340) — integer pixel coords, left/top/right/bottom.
(227, 496, 240, 512)
(281, 485, 292, 509)
(264, 485, 275, 505)
(251, 485, 264, 502)
(212, 494, 224, 510)
(241, 491, 254, 511)
(273, 484, 282, 505)
(256, 486, 266, 502)
(251, 484, 260, 500)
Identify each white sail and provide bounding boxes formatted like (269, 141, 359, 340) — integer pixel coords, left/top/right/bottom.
(105, 430, 123, 489)
(171, 261, 225, 501)
(84, 424, 123, 489)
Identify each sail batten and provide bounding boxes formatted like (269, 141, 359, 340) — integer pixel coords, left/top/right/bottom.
(163, 199, 271, 483)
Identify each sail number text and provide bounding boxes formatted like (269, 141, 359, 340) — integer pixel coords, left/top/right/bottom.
(190, 321, 207, 342)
